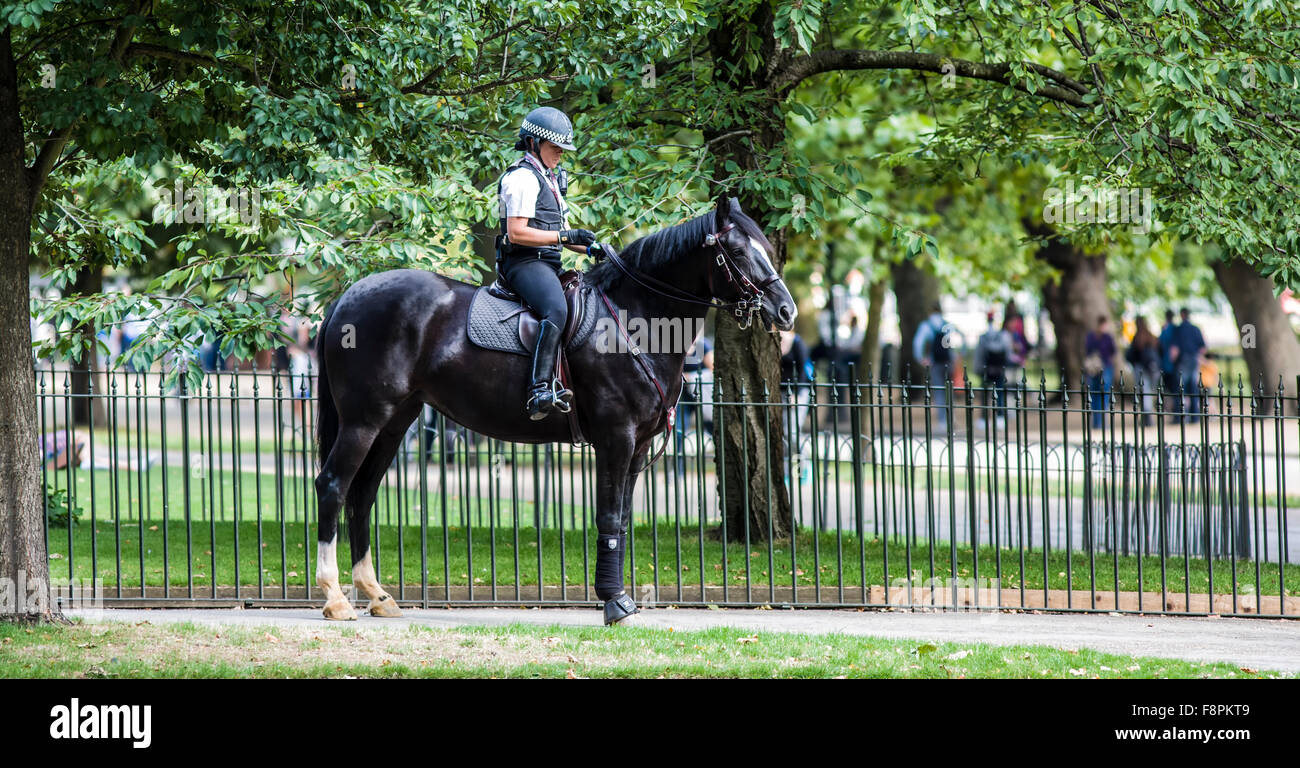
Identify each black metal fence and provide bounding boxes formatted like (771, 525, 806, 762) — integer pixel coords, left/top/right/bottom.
(35, 365, 1297, 617)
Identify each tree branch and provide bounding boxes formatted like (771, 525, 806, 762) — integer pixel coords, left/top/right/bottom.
(125, 42, 267, 88)
(773, 48, 1089, 108)
(127, 42, 222, 69)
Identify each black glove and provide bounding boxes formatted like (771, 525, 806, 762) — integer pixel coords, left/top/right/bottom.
(559, 229, 597, 246)
(588, 242, 613, 261)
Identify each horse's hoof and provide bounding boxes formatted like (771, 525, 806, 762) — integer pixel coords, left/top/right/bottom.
(611, 611, 643, 626)
(603, 592, 640, 626)
(323, 598, 357, 621)
(368, 595, 403, 618)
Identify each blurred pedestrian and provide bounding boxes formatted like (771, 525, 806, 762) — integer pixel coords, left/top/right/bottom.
(1003, 301, 1031, 385)
(1175, 307, 1207, 421)
(674, 335, 713, 474)
(1125, 316, 1161, 425)
(912, 302, 953, 427)
(974, 310, 1012, 428)
(41, 429, 156, 471)
(1158, 309, 1181, 412)
(1084, 315, 1116, 429)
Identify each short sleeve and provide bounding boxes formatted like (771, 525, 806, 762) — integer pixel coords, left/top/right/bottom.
(499, 168, 540, 220)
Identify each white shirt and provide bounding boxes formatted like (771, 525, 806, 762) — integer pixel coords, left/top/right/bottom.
(498, 162, 568, 226)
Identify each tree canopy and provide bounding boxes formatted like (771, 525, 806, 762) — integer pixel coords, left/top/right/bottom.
(11, 1, 1300, 371)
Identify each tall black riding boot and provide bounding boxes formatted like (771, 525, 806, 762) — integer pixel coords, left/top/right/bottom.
(525, 318, 572, 420)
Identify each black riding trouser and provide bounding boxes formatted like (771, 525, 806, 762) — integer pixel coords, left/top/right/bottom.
(500, 256, 567, 330)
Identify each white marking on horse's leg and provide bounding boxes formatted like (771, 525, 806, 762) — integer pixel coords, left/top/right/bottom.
(317, 534, 355, 620)
(354, 549, 402, 617)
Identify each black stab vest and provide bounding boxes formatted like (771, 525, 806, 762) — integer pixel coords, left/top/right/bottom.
(497, 155, 565, 262)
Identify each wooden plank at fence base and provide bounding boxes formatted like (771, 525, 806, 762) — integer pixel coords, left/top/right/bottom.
(875, 585, 1298, 615)
(76, 584, 1298, 615)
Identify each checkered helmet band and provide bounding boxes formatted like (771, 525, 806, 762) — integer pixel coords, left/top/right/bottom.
(518, 107, 576, 150)
(521, 119, 572, 148)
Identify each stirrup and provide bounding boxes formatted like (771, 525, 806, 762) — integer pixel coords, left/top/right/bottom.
(551, 380, 573, 414)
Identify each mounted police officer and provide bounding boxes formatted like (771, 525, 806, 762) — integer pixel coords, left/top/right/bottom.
(496, 106, 600, 420)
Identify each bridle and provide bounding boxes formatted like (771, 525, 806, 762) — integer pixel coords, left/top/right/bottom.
(601, 222, 782, 330)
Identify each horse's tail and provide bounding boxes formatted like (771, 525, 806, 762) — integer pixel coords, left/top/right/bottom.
(315, 302, 339, 469)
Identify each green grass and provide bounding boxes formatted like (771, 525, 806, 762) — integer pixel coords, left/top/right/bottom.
(0, 619, 1283, 678)
(40, 420, 316, 457)
(51, 441, 1300, 527)
(51, 458, 1300, 532)
(44, 519, 1298, 598)
(46, 465, 321, 525)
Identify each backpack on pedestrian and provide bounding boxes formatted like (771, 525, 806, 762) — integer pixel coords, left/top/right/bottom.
(929, 318, 952, 368)
(978, 330, 1009, 379)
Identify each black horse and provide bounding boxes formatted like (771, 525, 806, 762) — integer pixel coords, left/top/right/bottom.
(313, 195, 796, 623)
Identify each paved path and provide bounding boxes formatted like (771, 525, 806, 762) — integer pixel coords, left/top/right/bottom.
(68, 607, 1300, 673)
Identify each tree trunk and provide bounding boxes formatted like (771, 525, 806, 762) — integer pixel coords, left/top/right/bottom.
(706, 7, 792, 541)
(1212, 257, 1300, 413)
(862, 277, 885, 380)
(1033, 232, 1110, 390)
(891, 258, 940, 385)
(69, 265, 107, 426)
(0, 28, 54, 621)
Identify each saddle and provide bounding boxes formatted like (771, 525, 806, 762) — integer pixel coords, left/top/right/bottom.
(485, 270, 586, 350)
(466, 270, 599, 442)
(468, 270, 597, 355)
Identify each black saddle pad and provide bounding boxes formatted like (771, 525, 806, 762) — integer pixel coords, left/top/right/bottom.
(466, 285, 600, 356)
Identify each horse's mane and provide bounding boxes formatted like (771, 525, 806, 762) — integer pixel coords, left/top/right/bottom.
(584, 201, 773, 291)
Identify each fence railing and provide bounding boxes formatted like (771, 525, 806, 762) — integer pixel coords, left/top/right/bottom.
(34, 365, 1298, 617)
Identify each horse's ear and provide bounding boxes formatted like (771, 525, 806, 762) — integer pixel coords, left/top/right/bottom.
(714, 192, 730, 230)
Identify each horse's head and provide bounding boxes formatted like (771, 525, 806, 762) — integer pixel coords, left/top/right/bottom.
(709, 195, 797, 331)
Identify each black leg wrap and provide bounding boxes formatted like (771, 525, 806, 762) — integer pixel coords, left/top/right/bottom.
(603, 592, 639, 626)
(595, 534, 623, 600)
